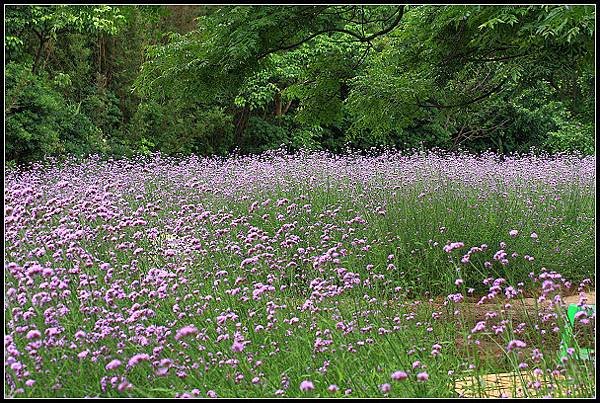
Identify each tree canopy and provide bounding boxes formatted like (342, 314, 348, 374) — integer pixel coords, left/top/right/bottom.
(5, 5, 595, 164)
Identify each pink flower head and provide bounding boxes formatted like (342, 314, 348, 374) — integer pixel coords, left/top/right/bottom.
(391, 370, 408, 381)
(44, 327, 61, 337)
(507, 339, 527, 352)
(471, 321, 486, 333)
(231, 340, 245, 352)
(128, 353, 150, 367)
(443, 242, 464, 253)
(105, 359, 122, 370)
(416, 372, 429, 382)
(175, 325, 198, 340)
(509, 229, 519, 237)
(117, 380, 132, 392)
(26, 330, 41, 340)
(380, 383, 391, 393)
(300, 380, 315, 392)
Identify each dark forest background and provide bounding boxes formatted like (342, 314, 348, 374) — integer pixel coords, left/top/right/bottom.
(5, 5, 595, 165)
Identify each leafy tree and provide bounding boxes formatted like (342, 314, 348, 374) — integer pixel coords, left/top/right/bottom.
(4, 5, 595, 164)
(5, 62, 106, 163)
(346, 5, 595, 151)
(6, 5, 126, 72)
(134, 6, 406, 148)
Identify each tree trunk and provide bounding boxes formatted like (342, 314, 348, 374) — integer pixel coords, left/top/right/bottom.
(235, 106, 250, 148)
(274, 92, 282, 117)
(32, 33, 47, 74)
(41, 39, 54, 71)
(283, 100, 293, 115)
(98, 34, 103, 75)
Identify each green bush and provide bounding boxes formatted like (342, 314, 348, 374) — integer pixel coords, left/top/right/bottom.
(81, 88, 124, 140)
(130, 101, 235, 155)
(545, 120, 594, 155)
(5, 62, 106, 164)
(242, 117, 290, 153)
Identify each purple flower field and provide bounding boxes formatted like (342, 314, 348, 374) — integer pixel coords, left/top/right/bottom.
(4, 150, 596, 397)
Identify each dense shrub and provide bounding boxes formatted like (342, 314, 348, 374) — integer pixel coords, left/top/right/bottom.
(5, 62, 106, 163)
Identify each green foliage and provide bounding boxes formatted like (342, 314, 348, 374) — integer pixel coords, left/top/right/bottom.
(5, 62, 106, 163)
(81, 86, 123, 140)
(5, 5, 126, 38)
(4, 5, 596, 164)
(5, 5, 126, 66)
(238, 115, 324, 153)
(344, 5, 594, 152)
(545, 118, 595, 155)
(289, 125, 326, 151)
(242, 117, 289, 153)
(130, 101, 234, 155)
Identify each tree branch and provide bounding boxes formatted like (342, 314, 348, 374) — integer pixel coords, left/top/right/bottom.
(468, 52, 529, 63)
(257, 6, 404, 60)
(417, 79, 507, 109)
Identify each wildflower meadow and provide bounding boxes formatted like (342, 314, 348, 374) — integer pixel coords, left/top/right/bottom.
(4, 149, 596, 398)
